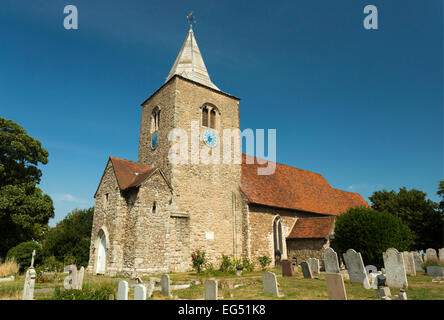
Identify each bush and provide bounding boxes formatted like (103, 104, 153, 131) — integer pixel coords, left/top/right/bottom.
(42, 256, 64, 273)
(6, 241, 43, 272)
(334, 207, 414, 268)
(219, 254, 236, 273)
(240, 258, 254, 272)
(52, 283, 115, 300)
(191, 250, 206, 273)
(422, 258, 444, 269)
(258, 256, 272, 270)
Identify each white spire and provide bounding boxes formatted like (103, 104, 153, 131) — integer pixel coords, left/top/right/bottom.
(166, 26, 219, 90)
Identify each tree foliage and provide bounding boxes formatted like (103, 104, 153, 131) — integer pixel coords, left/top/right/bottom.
(43, 208, 94, 268)
(334, 207, 413, 268)
(6, 241, 43, 272)
(0, 118, 54, 257)
(369, 187, 443, 250)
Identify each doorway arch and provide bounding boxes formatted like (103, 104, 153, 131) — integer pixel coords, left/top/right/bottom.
(95, 228, 108, 274)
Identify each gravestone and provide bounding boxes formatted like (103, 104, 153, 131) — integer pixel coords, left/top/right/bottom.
(117, 280, 129, 300)
(134, 284, 147, 300)
(77, 266, 85, 290)
(439, 248, 444, 262)
(323, 248, 340, 273)
(63, 265, 78, 290)
(412, 252, 424, 272)
(22, 267, 36, 300)
(426, 266, 444, 277)
(383, 248, 408, 288)
(343, 249, 368, 285)
(308, 258, 320, 276)
(325, 273, 347, 300)
(281, 260, 293, 277)
(204, 279, 218, 300)
(262, 272, 280, 296)
(425, 248, 438, 261)
(365, 265, 378, 274)
(161, 274, 170, 296)
(402, 252, 416, 276)
(300, 262, 313, 279)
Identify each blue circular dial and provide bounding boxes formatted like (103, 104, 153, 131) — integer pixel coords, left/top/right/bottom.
(151, 131, 158, 149)
(203, 129, 218, 148)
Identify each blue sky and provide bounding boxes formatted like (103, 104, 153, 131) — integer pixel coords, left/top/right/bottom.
(0, 0, 442, 225)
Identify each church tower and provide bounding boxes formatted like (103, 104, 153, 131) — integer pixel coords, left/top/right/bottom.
(137, 23, 245, 270)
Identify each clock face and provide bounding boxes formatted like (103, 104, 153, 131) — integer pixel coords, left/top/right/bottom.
(202, 129, 218, 148)
(151, 131, 159, 149)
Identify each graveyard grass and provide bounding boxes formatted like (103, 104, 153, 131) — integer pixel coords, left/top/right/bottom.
(1, 269, 444, 300)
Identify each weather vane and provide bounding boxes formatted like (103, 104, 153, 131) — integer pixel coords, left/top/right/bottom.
(187, 11, 196, 28)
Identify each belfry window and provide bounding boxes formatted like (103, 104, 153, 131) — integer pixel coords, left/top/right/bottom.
(202, 107, 209, 127)
(152, 201, 157, 214)
(151, 107, 160, 133)
(201, 105, 219, 129)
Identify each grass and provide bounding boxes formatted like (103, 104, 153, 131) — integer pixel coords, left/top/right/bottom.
(1, 267, 443, 300)
(0, 259, 19, 277)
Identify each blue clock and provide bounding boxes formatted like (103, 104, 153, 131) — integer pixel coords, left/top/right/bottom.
(151, 131, 159, 149)
(202, 129, 218, 148)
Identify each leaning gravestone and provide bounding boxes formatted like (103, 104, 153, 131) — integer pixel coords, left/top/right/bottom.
(22, 267, 36, 300)
(77, 266, 85, 290)
(343, 249, 368, 285)
(402, 252, 416, 276)
(323, 248, 340, 273)
(325, 273, 347, 300)
(117, 280, 129, 300)
(64, 265, 78, 290)
(161, 274, 170, 296)
(204, 279, 218, 300)
(134, 284, 147, 300)
(308, 258, 320, 276)
(300, 262, 313, 279)
(281, 260, 293, 277)
(365, 265, 378, 274)
(262, 272, 280, 297)
(383, 248, 408, 288)
(439, 248, 444, 262)
(425, 248, 438, 261)
(412, 252, 424, 272)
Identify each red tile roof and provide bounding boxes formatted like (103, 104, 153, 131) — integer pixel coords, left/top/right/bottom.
(287, 216, 336, 239)
(109, 156, 157, 190)
(241, 154, 368, 215)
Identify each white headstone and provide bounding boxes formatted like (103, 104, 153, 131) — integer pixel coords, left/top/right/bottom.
(308, 258, 320, 276)
(323, 248, 340, 273)
(412, 252, 424, 272)
(204, 279, 218, 300)
(117, 280, 129, 300)
(76, 266, 85, 290)
(134, 284, 147, 300)
(343, 249, 368, 285)
(383, 248, 408, 288)
(439, 248, 444, 262)
(425, 248, 438, 261)
(63, 265, 78, 290)
(365, 265, 378, 274)
(262, 272, 280, 296)
(402, 252, 416, 276)
(161, 274, 170, 296)
(22, 268, 36, 300)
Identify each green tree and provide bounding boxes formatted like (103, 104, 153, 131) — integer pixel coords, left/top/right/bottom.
(43, 208, 94, 268)
(6, 241, 43, 272)
(369, 187, 443, 250)
(438, 180, 444, 211)
(0, 118, 54, 257)
(334, 207, 413, 268)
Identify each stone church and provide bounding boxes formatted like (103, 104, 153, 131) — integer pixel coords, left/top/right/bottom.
(87, 26, 368, 276)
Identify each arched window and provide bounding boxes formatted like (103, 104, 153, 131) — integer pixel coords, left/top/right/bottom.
(210, 109, 216, 129)
(202, 107, 209, 127)
(201, 105, 219, 129)
(151, 107, 160, 133)
(273, 216, 283, 261)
